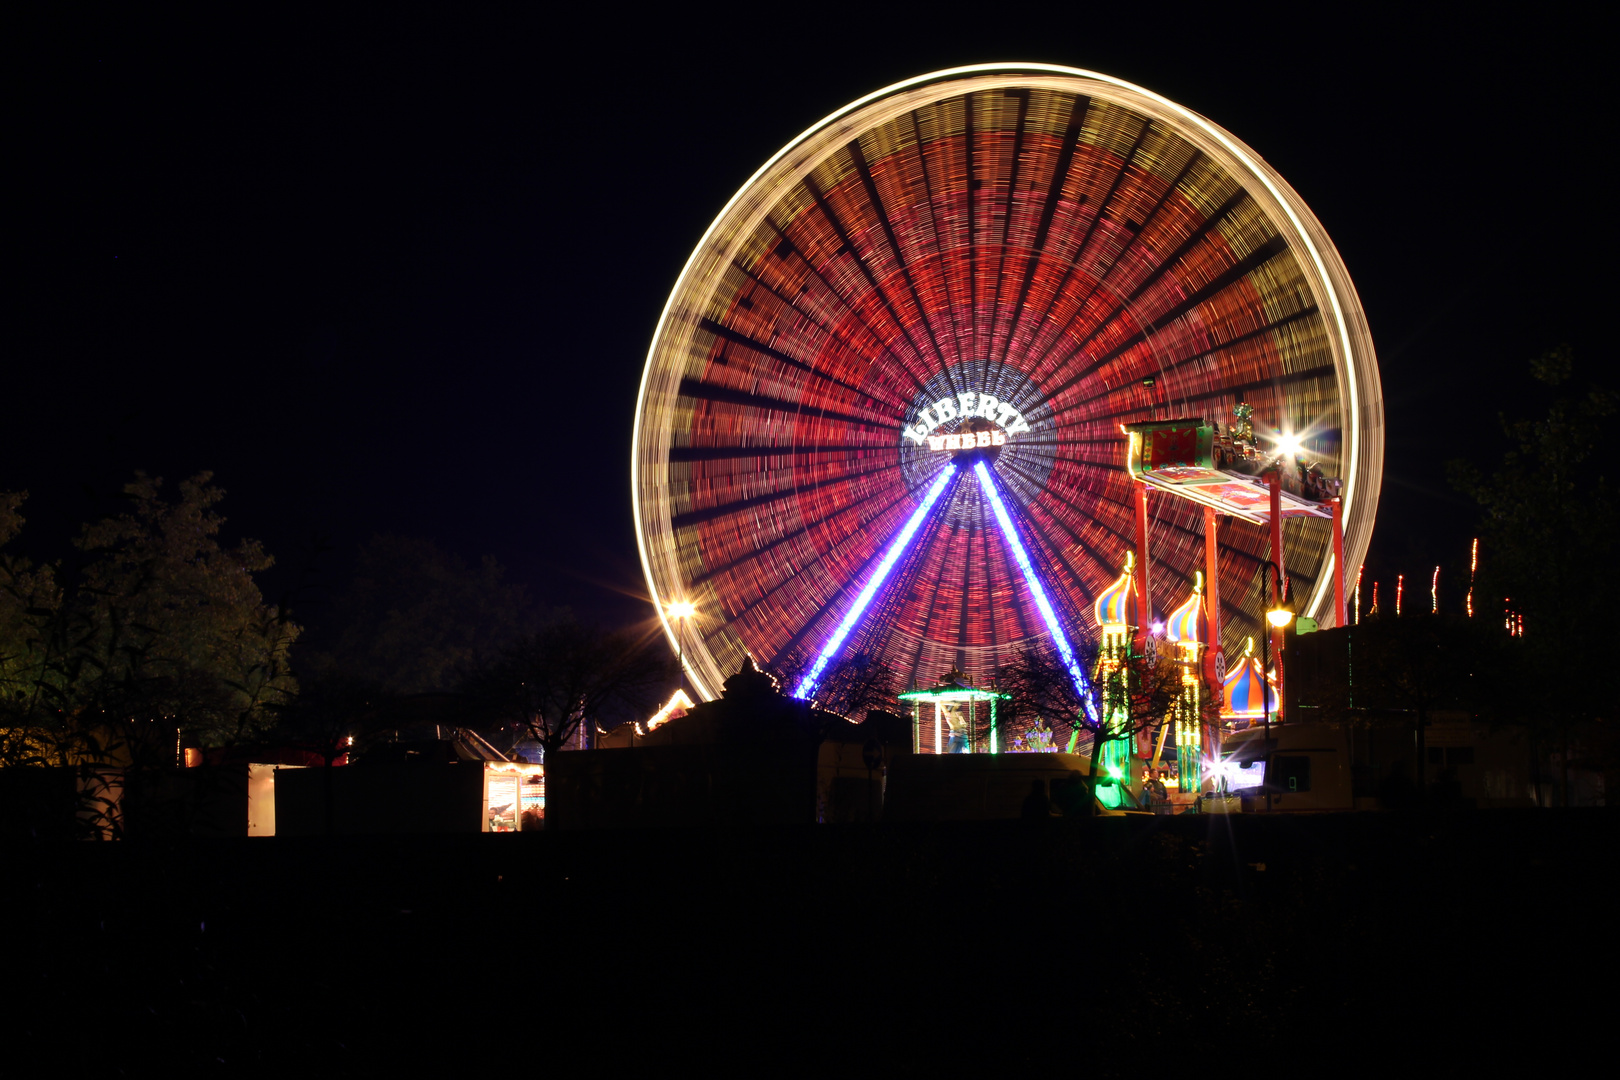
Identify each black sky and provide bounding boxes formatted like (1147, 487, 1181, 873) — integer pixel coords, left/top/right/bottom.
(10, 5, 1611, 632)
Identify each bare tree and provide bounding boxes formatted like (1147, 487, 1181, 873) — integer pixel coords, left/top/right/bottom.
(768, 648, 898, 723)
(462, 615, 674, 798)
(996, 634, 1191, 813)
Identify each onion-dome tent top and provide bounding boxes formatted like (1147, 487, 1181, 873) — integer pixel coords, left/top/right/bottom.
(1165, 589, 1202, 644)
(1093, 566, 1134, 628)
(634, 64, 1382, 700)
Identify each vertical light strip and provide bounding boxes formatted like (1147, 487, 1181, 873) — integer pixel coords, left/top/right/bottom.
(793, 464, 958, 699)
(973, 461, 1097, 723)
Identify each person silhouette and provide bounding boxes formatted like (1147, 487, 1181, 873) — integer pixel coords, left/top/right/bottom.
(1021, 778, 1053, 819)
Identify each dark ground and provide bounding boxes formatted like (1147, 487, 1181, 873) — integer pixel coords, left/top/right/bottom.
(8, 810, 1613, 1074)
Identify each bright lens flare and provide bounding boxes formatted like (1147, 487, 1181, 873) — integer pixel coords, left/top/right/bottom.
(667, 601, 696, 619)
(1275, 434, 1302, 459)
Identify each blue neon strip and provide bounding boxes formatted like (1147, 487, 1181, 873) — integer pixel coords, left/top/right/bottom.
(973, 460, 1097, 723)
(794, 463, 957, 699)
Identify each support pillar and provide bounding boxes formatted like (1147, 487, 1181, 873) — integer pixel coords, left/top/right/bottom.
(1133, 485, 1154, 769)
(1332, 496, 1347, 629)
(1266, 468, 1286, 721)
(1202, 505, 1222, 789)
(1202, 505, 1222, 693)
(1134, 482, 1153, 632)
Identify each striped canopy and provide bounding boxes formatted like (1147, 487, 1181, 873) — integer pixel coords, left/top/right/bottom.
(1221, 655, 1275, 716)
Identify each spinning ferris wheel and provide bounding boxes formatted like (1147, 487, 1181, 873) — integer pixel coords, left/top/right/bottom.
(633, 64, 1383, 702)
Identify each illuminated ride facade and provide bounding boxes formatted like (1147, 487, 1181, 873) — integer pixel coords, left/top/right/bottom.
(632, 65, 1383, 755)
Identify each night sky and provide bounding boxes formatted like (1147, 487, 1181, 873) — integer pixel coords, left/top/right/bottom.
(10, 7, 1608, 635)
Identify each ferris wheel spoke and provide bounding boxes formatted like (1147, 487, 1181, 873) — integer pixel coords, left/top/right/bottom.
(1006, 146, 1211, 399)
(990, 98, 1094, 376)
(800, 173, 952, 389)
(980, 87, 1033, 376)
(988, 116, 1156, 406)
(723, 263, 916, 413)
(844, 140, 961, 380)
(669, 453, 897, 530)
(690, 478, 920, 587)
(752, 222, 932, 403)
(1050, 304, 1322, 418)
(713, 471, 938, 635)
(675, 377, 896, 431)
(1029, 234, 1292, 417)
(897, 109, 971, 376)
(696, 317, 905, 416)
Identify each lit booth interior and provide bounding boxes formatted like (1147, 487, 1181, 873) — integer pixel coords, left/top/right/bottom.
(900, 677, 1008, 755)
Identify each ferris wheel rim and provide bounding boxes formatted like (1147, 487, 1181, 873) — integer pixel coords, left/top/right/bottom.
(633, 63, 1383, 701)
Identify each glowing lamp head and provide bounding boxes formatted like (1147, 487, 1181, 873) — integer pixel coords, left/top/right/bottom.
(667, 601, 697, 620)
(1275, 434, 1302, 460)
(1266, 607, 1294, 629)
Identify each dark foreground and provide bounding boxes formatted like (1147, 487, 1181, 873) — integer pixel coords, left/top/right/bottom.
(7, 809, 1614, 1074)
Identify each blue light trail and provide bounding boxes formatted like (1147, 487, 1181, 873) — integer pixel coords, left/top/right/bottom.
(973, 460, 1097, 723)
(793, 463, 957, 700)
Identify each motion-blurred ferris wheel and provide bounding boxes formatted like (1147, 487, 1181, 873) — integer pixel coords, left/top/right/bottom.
(633, 64, 1383, 701)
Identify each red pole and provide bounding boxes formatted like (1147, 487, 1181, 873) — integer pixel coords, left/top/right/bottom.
(1203, 505, 1222, 692)
(1203, 504, 1222, 790)
(1266, 468, 1285, 721)
(1134, 481, 1154, 764)
(1135, 482, 1153, 631)
(1332, 496, 1346, 628)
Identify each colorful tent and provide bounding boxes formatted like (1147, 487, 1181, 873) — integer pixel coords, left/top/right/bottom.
(1221, 656, 1276, 717)
(1164, 590, 1201, 645)
(1094, 567, 1133, 628)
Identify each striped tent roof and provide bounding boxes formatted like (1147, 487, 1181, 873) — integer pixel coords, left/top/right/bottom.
(1222, 656, 1276, 717)
(1165, 589, 1202, 644)
(1094, 567, 1133, 628)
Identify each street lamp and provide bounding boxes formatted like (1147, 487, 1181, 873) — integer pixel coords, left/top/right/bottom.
(1257, 560, 1292, 739)
(1251, 561, 1293, 812)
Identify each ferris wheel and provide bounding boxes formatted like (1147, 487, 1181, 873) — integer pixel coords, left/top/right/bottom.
(633, 64, 1383, 702)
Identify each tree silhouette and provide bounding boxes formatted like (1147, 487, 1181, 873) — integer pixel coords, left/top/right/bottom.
(996, 632, 1192, 813)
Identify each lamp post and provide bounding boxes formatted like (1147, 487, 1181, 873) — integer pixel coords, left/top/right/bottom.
(1254, 561, 1292, 813)
(1258, 560, 1293, 742)
(666, 601, 696, 696)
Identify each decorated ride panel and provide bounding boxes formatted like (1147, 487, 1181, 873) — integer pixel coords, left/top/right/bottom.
(1124, 415, 1337, 524)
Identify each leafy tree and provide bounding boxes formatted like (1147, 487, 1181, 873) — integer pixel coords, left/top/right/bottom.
(305, 534, 541, 694)
(1449, 346, 1618, 803)
(0, 491, 64, 767)
(0, 473, 298, 771)
(996, 633, 1193, 813)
